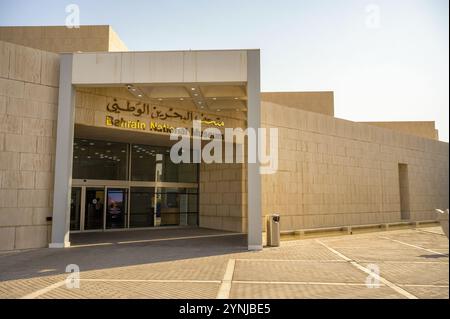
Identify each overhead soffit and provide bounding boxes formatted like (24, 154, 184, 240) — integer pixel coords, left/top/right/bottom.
(125, 83, 247, 112)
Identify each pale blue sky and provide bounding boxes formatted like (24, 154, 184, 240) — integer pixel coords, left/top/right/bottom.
(1, 0, 448, 141)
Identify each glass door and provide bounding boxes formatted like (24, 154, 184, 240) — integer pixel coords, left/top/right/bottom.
(106, 188, 128, 229)
(70, 187, 82, 231)
(84, 187, 105, 230)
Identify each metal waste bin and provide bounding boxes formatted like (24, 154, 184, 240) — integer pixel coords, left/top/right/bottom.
(267, 214, 280, 247)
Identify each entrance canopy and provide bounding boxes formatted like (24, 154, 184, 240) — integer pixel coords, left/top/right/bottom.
(50, 49, 262, 250)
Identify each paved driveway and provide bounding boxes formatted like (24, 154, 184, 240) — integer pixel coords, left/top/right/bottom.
(0, 227, 448, 299)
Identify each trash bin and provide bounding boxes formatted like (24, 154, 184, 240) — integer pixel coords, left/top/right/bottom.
(267, 214, 280, 247)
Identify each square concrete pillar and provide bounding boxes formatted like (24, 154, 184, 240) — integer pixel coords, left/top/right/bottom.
(49, 54, 74, 248)
(247, 50, 262, 251)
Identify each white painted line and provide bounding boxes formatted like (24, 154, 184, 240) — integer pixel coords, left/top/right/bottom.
(216, 259, 236, 299)
(379, 236, 448, 256)
(233, 280, 381, 287)
(117, 233, 242, 245)
(236, 258, 345, 263)
(71, 233, 243, 248)
(400, 284, 449, 288)
(316, 240, 418, 299)
(20, 280, 66, 299)
(80, 279, 221, 284)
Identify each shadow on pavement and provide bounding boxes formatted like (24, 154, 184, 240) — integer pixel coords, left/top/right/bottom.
(0, 228, 247, 282)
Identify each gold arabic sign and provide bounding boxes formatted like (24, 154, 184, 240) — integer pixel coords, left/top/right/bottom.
(106, 98, 225, 127)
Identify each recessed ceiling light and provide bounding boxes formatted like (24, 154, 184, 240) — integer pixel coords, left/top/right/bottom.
(198, 101, 202, 104)
(131, 88, 136, 91)
(191, 87, 196, 91)
(138, 94, 142, 97)
(158, 98, 163, 101)
(194, 93, 198, 97)
(212, 97, 217, 100)
(234, 97, 239, 100)
(180, 98, 184, 101)
(200, 105, 204, 109)
(216, 109, 221, 112)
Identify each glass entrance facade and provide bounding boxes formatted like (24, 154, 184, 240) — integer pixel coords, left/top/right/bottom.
(70, 138, 199, 231)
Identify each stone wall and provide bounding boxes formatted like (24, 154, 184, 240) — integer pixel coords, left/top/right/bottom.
(261, 91, 334, 116)
(0, 25, 127, 53)
(199, 161, 247, 233)
(0, 41, 59, 250)
(360, 121, 439, 141)
(261, 101, 449, 231)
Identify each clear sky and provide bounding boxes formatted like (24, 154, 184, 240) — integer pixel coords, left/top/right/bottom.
(1, 0, 448, 141)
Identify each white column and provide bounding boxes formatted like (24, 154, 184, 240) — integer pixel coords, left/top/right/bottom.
(247, 50, 262, 251)
(49, 54, 75, 248)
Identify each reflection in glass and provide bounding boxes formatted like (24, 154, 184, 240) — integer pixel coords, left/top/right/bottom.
(129, 187, 154, 228)
(70, 187, 81, 231)
(154, 188, 198, 226)
(72, 139, 128, 180)
(84, 188, 104, 230)
(131, 144, 198, 183)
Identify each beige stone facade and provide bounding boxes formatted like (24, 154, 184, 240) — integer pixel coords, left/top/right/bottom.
(0, 25, 127, 53)
(360, 121, 439, 140)
(261, 101, 448, 231)
(0, 26, 448, 251)
(0, 41, 59, 250)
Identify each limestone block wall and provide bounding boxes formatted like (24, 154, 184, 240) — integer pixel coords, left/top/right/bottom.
(360, 121, 439, 141)
(199, 162, 247, 233)
(0, 41, 59, 250)
(261, 92, 334, 116)
(0, 25, 127, 53)
(261, 101, 449, 231)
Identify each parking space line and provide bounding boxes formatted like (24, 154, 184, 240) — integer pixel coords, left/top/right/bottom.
(316, 240, 418, 299)
(20, 280, 66, 299)
(236, 258, 345, 263)
(216, 259, 235, 299)
(80, 279, 221, 283)
(380, 236, 448, 256)
(233, 280, 380, 286)
(400, 284, 449, 288)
